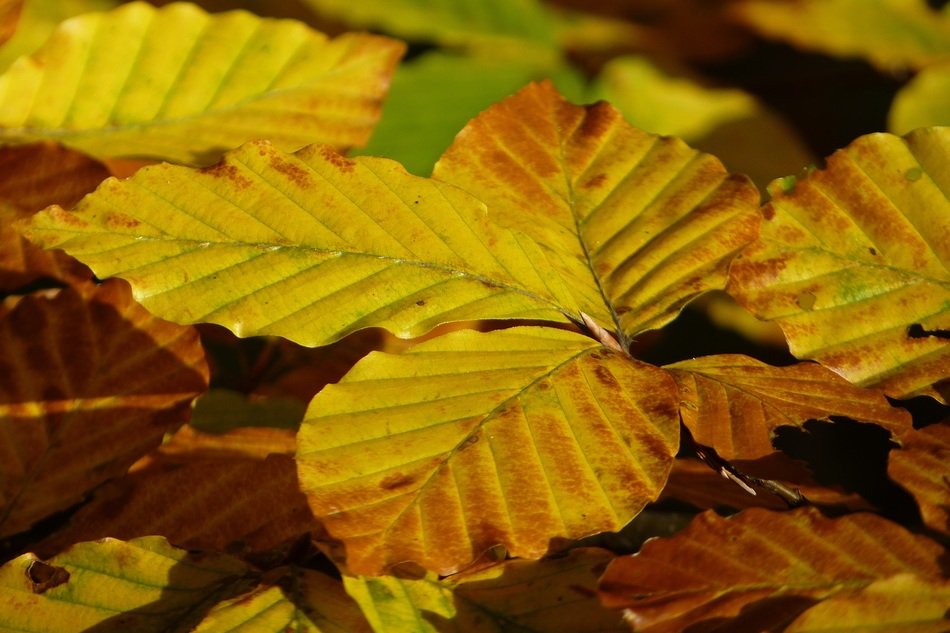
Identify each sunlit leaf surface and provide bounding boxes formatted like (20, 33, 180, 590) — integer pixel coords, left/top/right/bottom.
(194, 567, 371, 633)
(0, 280, 207, 537)
(888, 422, 950, 537)
(24, 140, 574, 347)
(345, 548, 626, 632)
(0, 1, 404, 164)
(0, 536, 249, 632)
(599, 508, 946, 633)
(297, 327, 679, 574)
(729, 127, 950, 401)
(666, 354, 912, 460)
(733, 0, 950, 71)
(435, 81, 761, 339)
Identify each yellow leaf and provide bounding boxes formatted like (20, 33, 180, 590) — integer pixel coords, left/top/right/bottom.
(666, 354, 912, 460)
(297, 326, 679, 574)
(434, 81, 761, 338)
(729, 127, 950, 401)
(344, 548, 626, 632)
(888, 422, 950, 537)
(0, 280, 208, 537)
(24, 140, 573, 347)
(0, 2, 404, 164)
(732, 0, 950, 71)
(0, 536, 250, 632)
(785, 574, 950, 633)
(890, 61, 950, 134)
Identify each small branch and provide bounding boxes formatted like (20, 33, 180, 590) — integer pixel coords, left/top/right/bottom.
(580, 312, 624, 352)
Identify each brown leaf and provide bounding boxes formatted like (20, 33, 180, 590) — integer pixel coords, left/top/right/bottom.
(598, 508, 946, 633)
(888, 421, 950, 537)
(0, 280, 208, 537)
(0, 223, 91, 292)
(38, 426, 314, 557)
(666, 355, 912, 461)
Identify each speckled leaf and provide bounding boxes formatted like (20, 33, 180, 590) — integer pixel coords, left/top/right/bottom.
(728, 128, 950, 401)
(732, 0, 950, 71)
(0, 536, 250, 632)
(665, 354, 912, 460)
(0, 280, 208, 537)
(434, 81, 761, 340)
(598, 508, 946, 633)
(297, 327, 680, 575)
(888, 422, 950, 537)
(785, 573, 950, 633)
(344, 548, 626, 632)
(23, 140, 576, 347)
(0, 1, 404, 164)
(194, 567, 371, 633)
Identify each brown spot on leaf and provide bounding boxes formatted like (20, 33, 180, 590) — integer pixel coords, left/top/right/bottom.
(795, 291, 817, 311)
(199, 162, 252, 191)
(415, 299, 426, 307)
(868, 247, 877, 256)
(615, 306, 631, 315)
(319, 146, 355, 173)
(270, 155, 313, 189)
(579, 102, 618, 140)
(583, 174, 608, 189)
(459, 433, 480, 450)
(593, 364, 620, 389)
(380, 472, 415, 490)
(27, 560, 70, 593)
(105, 213, 140, 230)
(762, 205, 775, 221)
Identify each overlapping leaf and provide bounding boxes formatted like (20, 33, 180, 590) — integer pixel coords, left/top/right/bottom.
(598, 507, 946, 633)
(889, 61, 950, 133)
(888, 421, 950, 536)
(0, 280, 207, 537)
(24, 140, 577, 347)
(297, 327, 680, 574)
(0, 536, 250, 632)
(194, 567, 372, 633)
(0, 1, 404, 164)
(784, 574, 950, 633)
(0, 0, 21, 49)
(666, 354, 912, 460)
(729, 127, 950, 401)
(344, 548, 625, 632)
(732, 0, 950, 71)
(434, 81, 761, 338)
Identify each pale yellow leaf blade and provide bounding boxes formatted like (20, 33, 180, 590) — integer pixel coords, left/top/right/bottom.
(434, 81, 761, 339)
(890, 61, 950, 134)
(0, 280, 208, 537)
(23, 141, 573, 347)
(0, 2, 404, 164)
(0, 536, 250, 633)
(729, 127, 950, 401)
(666, 354, 912, 460)
(344, 548, 626, 632)
(297, 327, 680, 575)
(194, 568, 372, 633)
(732, 0, 950, 71)
(599, 508, 946, 633)
(785, 574, 950, 633)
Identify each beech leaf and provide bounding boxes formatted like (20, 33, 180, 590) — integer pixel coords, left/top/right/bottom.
(666, 354, 912, 460)
(434, 81, 761, 338)
(888, 422, 950, 537)
(0, 1, 405, 164)
(23, 140, 575, 346)
(729, 127, 950, 401)
(0, 536, 250, 632)
(344, 548, 625, 632)
(296, 327, 680, 574)
(889, 61, 950, 134)
(598, 507, 946, 633)
(0, 280, 207, 537)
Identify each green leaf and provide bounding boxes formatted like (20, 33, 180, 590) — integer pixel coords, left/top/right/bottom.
(728, 127, 950, 401)
(0, 536, 250, 632)
(344, 548, 626, 632)
(24, 140, 575, 347)
(889, 61, 950, 134)
(732, 0, 950, 71)
(434, 81, 762, 338)
(0, 1, 405, 164)
(296, 327, 679, 574)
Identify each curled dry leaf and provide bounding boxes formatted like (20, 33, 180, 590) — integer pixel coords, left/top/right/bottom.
(0, 280, 208, 537)
(598, 507, 946, 633)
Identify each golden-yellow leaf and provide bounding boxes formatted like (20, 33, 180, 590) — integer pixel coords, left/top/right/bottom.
(435, 81, 761, 339)
(297, 326, 680, 574)
(729, 127, 950, 401)
(0, 2, 404, 164)
(0, 280, 207, 537)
